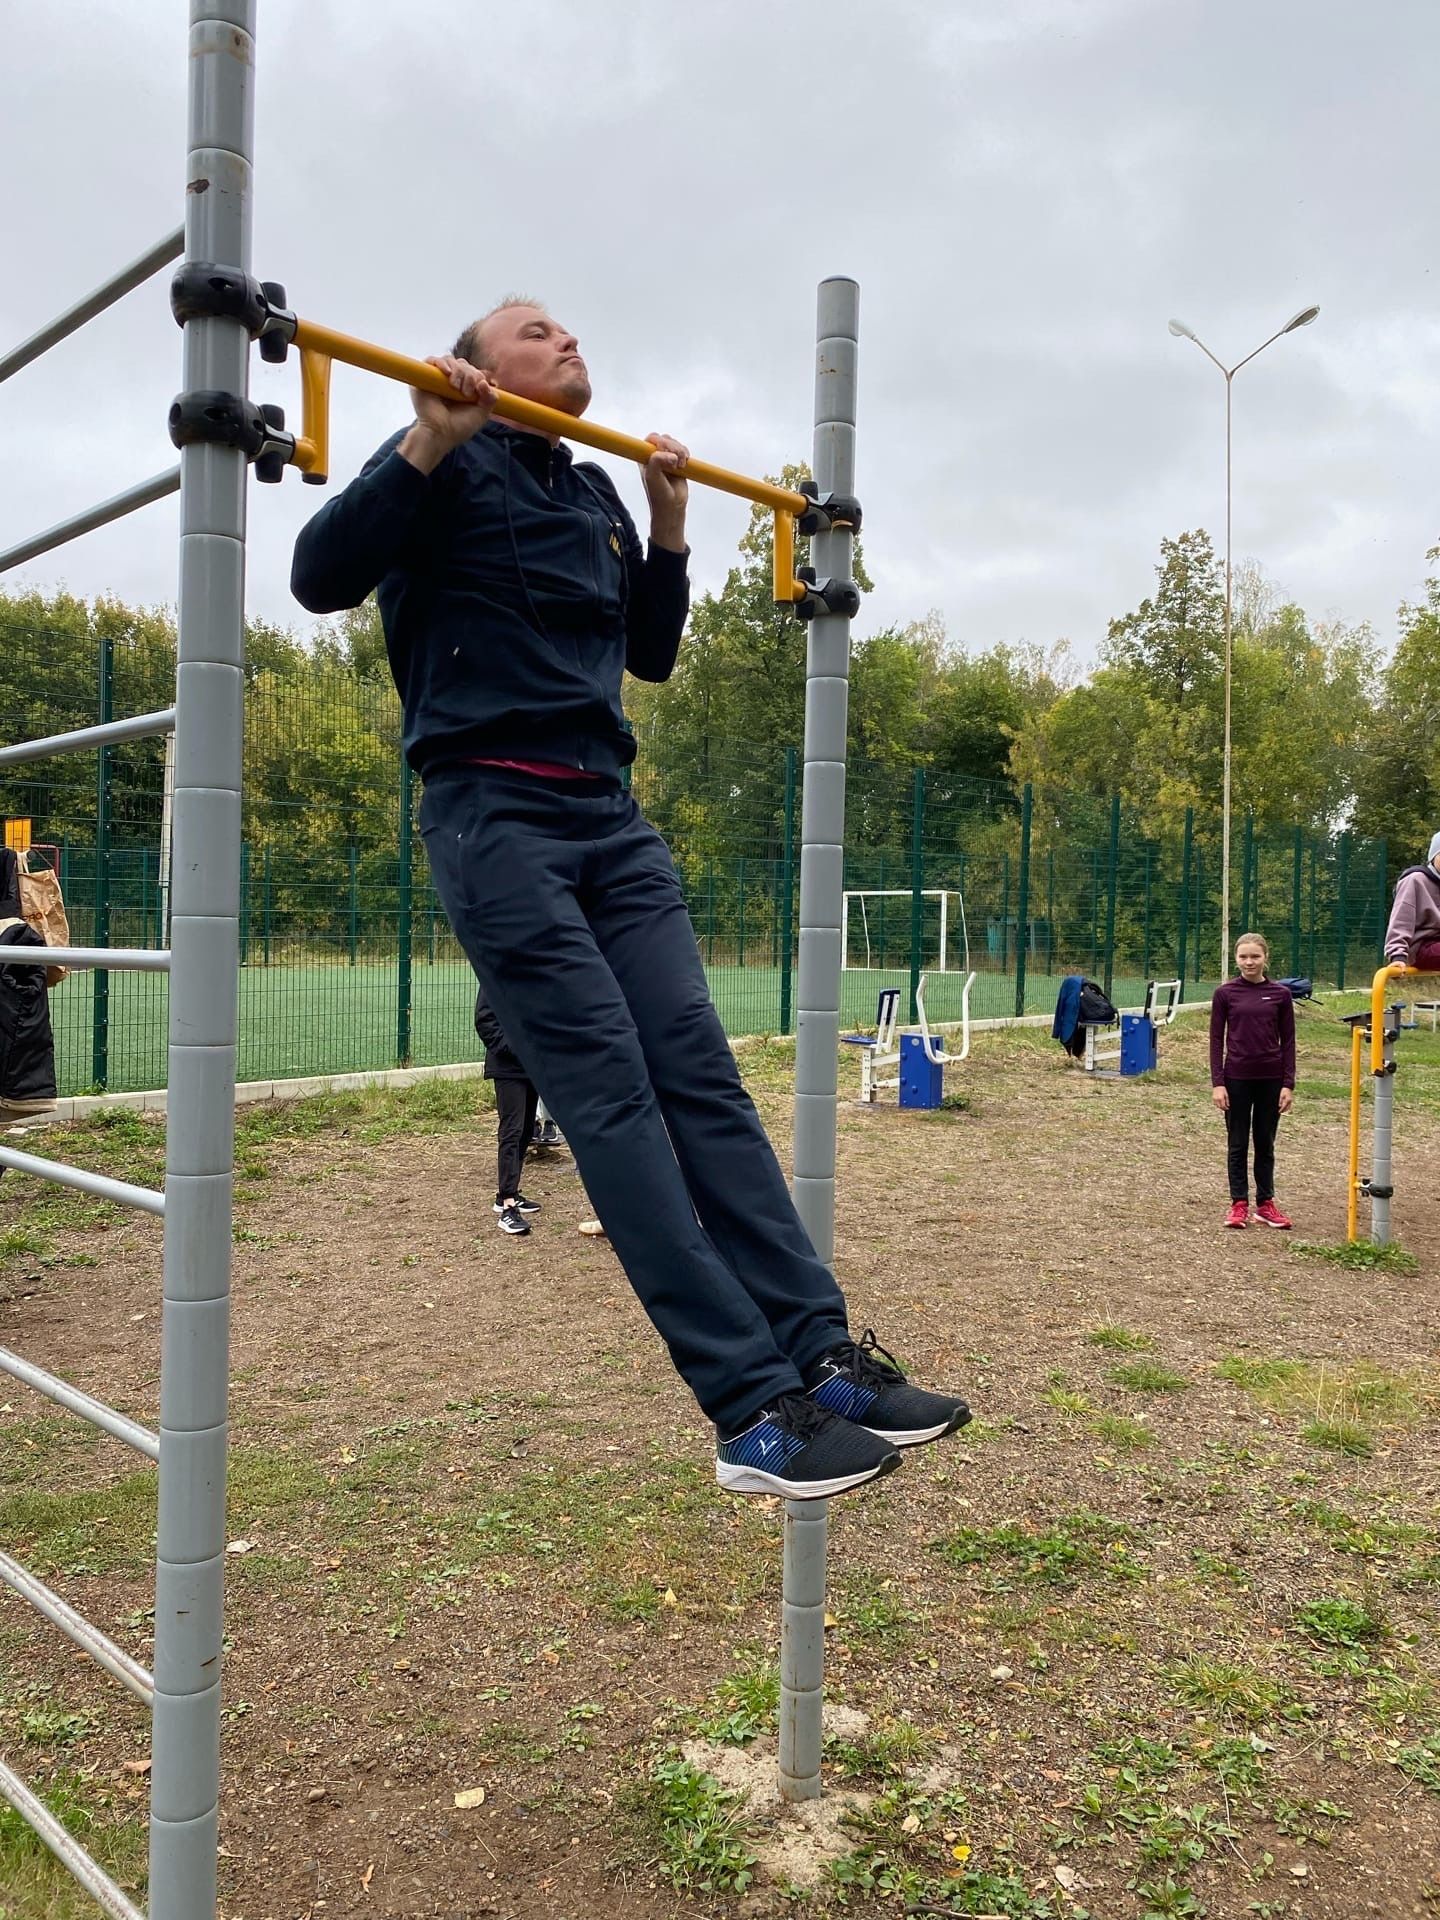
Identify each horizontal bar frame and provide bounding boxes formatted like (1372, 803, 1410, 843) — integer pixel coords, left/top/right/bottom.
(0, 947, 171, 973)
(0, 1548, 155, 1704)
(0, 466, 181, 577)
(0, 1144, 165, 1216)
(0, 1754, 146, 1920)
(0, 708, 176, 767)
(0, 225, 185, 385)
(292, 318, 809, 515)
(0, 1344, 161, 1460)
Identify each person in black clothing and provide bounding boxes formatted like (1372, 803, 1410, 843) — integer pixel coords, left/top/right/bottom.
(474, 986, 540, 1237)
(291, 299, 970, 1500)
(0, 847, 58, 1127)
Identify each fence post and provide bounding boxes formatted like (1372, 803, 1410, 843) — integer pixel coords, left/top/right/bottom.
(705, 860, 716, 965)
(779, 745, 796, 1034)
(348, 843, 359, 966)
(1336, 832, 1350, 991)
(1102, 792, 1119, 999)
(261, 845, 272, 967)
(1308, 840, 1318, 981)
(737, 856, 747, 968)
(1046, 846, 1055, 971)
(397, 756, 414, 1064)
(1375, 837, 1388, 965)
(1089, 849, 1099, 972)
(92, 629, 114, 1090)
(908, 765, 924, 1022)
(1195, 846, 1206, 986)
(238, 842, 250, 967)
(1178, 809, 1193, 996)
(1290, 827, 1303, 977)
(1014, 783, 1032, 1019)
(1141, 843, 1152, 981)
(1240, 811, 1254, 930)
(999, 851, 1011, 975)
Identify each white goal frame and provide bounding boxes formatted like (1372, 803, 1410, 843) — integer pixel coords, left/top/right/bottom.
(841, 888, 968, 973)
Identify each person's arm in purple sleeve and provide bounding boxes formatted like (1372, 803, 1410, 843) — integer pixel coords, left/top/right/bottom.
(1279, 988, 1296, 1108)
(1384, 874, 1419, 965)
(1209, 985, 1229, 1109)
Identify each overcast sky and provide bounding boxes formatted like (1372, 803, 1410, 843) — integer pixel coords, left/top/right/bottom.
(3, 0, 1436, 667)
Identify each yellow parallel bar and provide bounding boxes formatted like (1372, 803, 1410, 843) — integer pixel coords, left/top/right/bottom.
(291, 319, 809, 517)
(1347, 1023, 1362, 1242)
(773, 509, 805, 605)
(294, 348, 332, 481)
(1372, 963, 1416, 1074)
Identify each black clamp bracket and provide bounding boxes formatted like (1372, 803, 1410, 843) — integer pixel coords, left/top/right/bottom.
(170, 261, 297, 364)
(1369, 1183, 1394, 1199)
(167, 392, 296, 485)
(797, 479, 862, 534)
(793, 565, 861, 623)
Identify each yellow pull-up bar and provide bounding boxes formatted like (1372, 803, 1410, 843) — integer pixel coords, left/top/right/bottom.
(287, 318, 813, 605)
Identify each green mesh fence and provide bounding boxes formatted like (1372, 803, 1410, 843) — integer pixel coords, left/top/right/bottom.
(1, 624, 1393, 1095)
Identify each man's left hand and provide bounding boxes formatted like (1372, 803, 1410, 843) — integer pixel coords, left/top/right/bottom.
(642, 433, 689, 551)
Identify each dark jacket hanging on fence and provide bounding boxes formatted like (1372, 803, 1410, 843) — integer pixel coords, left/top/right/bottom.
(0, 849, 58, 1113)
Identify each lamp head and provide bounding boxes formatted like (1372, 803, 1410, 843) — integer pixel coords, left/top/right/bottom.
(1283, 305, 1320, 332)
(1167, 318, 1198, 341)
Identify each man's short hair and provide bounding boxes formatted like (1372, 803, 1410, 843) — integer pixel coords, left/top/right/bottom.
(453, 296, 549, 368)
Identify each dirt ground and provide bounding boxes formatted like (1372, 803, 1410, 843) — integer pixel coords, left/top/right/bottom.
(2, 1000, 1438, 1920)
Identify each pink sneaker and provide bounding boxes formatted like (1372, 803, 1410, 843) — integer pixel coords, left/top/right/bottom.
(1224, 1200, 1249, 1230)
(1255, 1199, 1292, 1230)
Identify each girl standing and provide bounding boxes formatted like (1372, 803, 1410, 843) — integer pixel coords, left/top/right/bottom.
(1209, 933, 1295, 1229)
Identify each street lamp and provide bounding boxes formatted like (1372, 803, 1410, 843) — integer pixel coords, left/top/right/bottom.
(1168, 305, 1319, 981)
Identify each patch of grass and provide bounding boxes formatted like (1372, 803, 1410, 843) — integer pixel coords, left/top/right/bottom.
(1291, 1498, 1430, 1560)
(1397, 1731, 1440, 1794)
(825, 1716, 932, 1781)
(1089, 1412, 1153, 1452)
(690, 1656, 779, 1746)
(0, 1226, 49, 1264)
(1301, 1417, 1373, 1459)
(1217, 1355, 1308, 1396)
(1109, 1360, 1189, 1394)
(1087, 1324, 1156, 1352)
(0, 1472, 156, 1577)
(834, 1576, 925, 1646)
(933, 1509, 1145, 1587)
(1042, 1371, 1093, 1416)
(1271, 1795, 1353, 1844)
(0, 1770, 147, 1911)
(628, 1757, 756, 1895)
(1167, 1656, 1293, 1726)
(1291, 1595, 1387, 1648)
(1292, 1238, 1419, 1275)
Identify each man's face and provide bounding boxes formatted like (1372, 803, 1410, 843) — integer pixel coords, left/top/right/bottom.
(475, 305, 591, 417)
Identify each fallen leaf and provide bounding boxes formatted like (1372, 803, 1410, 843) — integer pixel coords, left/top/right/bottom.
(901, 1812, 922, 1834)
(661, 1589, 678, 1608)
(453, 1786, 487, 1809)
(1054, 1865, 1088, 1891)
(361, 1862, 374, 1890)
(337, 1447, 357, 1465)
(989, 1664, 1013, 1681)
(823, 1611, 839, 1630)
(1290, 1864, 1309, 1878)
(225, 1540, 256, 1556)
(541, 1646, 560, 1665)
(951, 1843, 972, 1861)
(120, 1758, 151, 1776)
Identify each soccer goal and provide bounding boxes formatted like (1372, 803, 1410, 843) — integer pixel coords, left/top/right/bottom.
(841, 888, 969, 973)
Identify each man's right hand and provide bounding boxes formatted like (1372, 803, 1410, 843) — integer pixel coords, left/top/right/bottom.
(398, 355, 499, 474)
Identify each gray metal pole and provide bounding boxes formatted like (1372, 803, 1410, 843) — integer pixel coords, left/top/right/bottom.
(0, 227, 184, 384)
(147, 7, 252, 1916)
(780, 276, 858, 1804)
(0, 468, 181, 576)
(1371, 1013, 1397, 1246)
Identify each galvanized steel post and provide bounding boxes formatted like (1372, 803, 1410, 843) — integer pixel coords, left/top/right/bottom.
(148, 5, 252, 1914)
(780, 277, 858, 1804)
(1014, 784, 1033, 1019)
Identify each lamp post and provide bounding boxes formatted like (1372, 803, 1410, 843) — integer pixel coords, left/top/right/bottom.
(1168, 305, 1319, 980)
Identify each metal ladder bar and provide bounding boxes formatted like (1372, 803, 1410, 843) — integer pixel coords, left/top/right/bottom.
(0, 1756, 146, 1920)
(0, 710, 175, 769)
(0, 1549, 156, 1704)
(0, 467, 182, 576)
(0, 226, 184, 384)
(0, 946, 171, 972)
(0, 1346, 160, 1459)
(0, 1144, 164, 1215)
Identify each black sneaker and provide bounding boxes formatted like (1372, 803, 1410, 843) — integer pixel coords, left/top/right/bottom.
(806, 1329, 970, 1448)
(715, 1393, 901, 1500)
(493, 1193, 541, 1215)
(496, 1204, 531, 1236)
